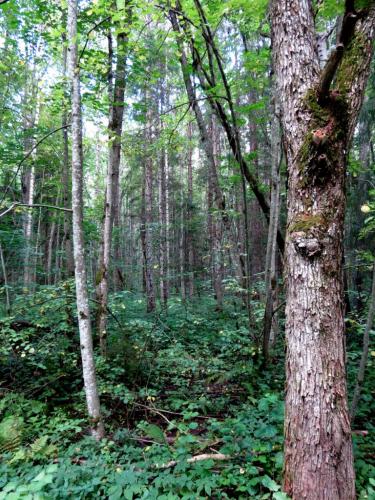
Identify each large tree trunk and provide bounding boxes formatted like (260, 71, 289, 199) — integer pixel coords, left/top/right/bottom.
(67, 0, 104, 440)
(271, 2, 375, 498)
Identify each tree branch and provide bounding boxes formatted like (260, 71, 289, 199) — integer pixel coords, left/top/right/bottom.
(0, 124, 71, 209)
(79, 16, 111, 64)
(317, 4, 359, 102)
(0, 203, 72, 219)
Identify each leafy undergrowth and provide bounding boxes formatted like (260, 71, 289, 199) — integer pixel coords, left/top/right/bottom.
(0, 284, 374, 499)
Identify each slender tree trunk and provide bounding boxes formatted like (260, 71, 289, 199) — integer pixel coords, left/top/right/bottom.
(158, 68, 169, 307)
(55, 218, 62, 285)
(96, 18, 130, 355)
(0, 243, 11, 314)
(62, 34, 74, 279)
(262, 97, 282, 362)
(23, 164, 35, 289)
(47, 216, 57, 285)
(159, 146, 169, 306)
(46, 193, 60, 285)
(22, 53, 39, 290)
(210, 115, 223, 309)
(179, 161, 186, 301)
(171, 0, 285, 253)
(271, 2, 375, 498)
(169, 8, 228, 226)
(350, 262, 375, 421)
(186, 122, 194, 299)
(67, 0, 104, 440)
(140, 99, 155, 312)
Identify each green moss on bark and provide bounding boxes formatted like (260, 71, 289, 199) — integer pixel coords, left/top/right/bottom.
(290, 214, 326, 233)
(336, 32, 367, 94)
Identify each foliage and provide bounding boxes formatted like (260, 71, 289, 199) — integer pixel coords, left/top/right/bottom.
(0, 291, 373, 498)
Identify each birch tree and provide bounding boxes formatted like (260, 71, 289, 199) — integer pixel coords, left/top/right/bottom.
(67, 0, 104, 440)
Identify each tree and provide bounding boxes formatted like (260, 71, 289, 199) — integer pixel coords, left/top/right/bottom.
(271, 1, 375, 498)
(67, 0, 104, 440)
(96, 0, 132, 356)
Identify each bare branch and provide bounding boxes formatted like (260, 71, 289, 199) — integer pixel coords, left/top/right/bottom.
(0, 124, 71, 209)
(0, 203, 73, 219)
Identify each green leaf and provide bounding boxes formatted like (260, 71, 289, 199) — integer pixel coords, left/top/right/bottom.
(143, 423, 166, 444)
(261, 475, 280, 492)
(273, 492, 290, 500)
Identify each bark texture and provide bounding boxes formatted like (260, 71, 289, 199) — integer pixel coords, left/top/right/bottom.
(271, 2, 375, 498)
(67, 0, 104, 440)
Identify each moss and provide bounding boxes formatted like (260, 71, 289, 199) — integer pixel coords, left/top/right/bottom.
(289, 214, 326, 233)
(95, 268, 104, 287)
(336, 32, 367, 94)
(304, 89, 331, 127)
(298, 86, 349, 188)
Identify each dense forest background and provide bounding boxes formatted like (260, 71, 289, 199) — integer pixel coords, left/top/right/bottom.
(0, 0, 374, 498)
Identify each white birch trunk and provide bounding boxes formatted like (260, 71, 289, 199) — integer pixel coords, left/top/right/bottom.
(67, 0, 104, 440)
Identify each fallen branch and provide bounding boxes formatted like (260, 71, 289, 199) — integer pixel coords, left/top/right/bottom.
(155, 452, 230, 469)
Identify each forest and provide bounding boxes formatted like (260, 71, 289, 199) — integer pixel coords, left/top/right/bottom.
(0, 0, 374, 498)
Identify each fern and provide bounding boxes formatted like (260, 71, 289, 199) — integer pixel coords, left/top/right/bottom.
(0, 416, 24, 454)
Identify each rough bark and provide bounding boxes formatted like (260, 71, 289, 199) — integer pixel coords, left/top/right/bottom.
(271, 2, 375, 498)
(67, 0, 104, 440)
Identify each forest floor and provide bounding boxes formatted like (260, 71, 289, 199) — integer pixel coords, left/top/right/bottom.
(0, 284, 374, 499)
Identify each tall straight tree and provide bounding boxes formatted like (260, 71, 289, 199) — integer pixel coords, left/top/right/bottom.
(67, 0, 104, 439)
(140, 92, 156, 312)
(271, 2, 375, 498)
(96, 1, 132, 356)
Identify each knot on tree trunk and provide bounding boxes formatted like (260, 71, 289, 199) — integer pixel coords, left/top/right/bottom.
(291, 232, 322, 258)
